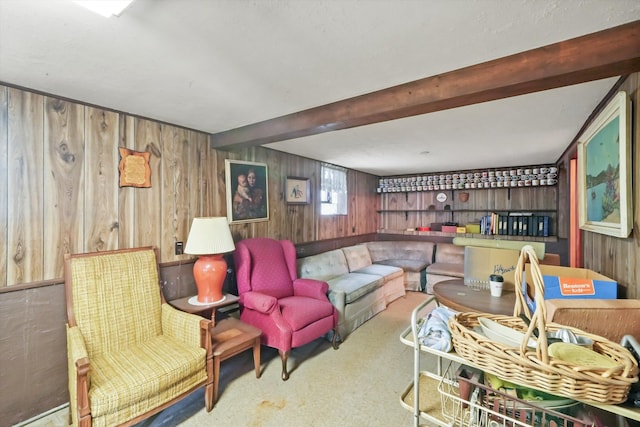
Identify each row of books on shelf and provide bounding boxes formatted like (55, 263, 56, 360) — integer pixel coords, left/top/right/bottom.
(479, 213, 551, 237)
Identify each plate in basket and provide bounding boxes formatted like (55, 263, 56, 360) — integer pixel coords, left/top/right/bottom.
(478, 317, 537, 349)
(547, 342, 620, 369)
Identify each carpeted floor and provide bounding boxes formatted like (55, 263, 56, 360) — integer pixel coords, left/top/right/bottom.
(23, 292, 438, 427)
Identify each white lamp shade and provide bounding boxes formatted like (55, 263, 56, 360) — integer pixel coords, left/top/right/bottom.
(184, 217, 235, 255)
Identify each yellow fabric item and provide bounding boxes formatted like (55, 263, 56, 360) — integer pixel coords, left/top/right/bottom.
(65, 248, 211, 426)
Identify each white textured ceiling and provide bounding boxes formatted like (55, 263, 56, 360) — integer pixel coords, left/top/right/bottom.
(1, 0, 639, 176)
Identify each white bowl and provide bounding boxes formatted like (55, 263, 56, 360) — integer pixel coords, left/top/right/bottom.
(478, 317, 537, 348)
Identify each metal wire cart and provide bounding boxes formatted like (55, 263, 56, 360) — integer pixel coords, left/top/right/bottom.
(399, 297, 640, 427)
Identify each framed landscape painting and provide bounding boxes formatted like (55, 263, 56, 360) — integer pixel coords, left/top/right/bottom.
(225, 160, 269, 224)
(577, 91, 632, 238)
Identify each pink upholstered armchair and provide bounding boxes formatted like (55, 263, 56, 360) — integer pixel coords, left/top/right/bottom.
(233, 238, 339, 380)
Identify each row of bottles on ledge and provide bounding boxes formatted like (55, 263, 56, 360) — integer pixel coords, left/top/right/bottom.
(377, 165, 558, 192)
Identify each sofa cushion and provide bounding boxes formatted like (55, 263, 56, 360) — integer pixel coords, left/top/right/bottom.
(327, 273, 384, 304)
(353, 264, 403, 281)
(426, 262, 464, 278)
(433, 243, 464, 264)
(342, 245, 373, 271)
(366, 241, 435, 265)
(279, 295, 336, 331)
(376, 259, 429, 272)
(297, 249, 350, 281)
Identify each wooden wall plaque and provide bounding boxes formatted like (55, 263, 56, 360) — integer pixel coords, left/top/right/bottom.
(118, 147, 151, 187)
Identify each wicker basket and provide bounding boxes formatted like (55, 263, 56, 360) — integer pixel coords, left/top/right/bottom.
(449, 245, 638, 404)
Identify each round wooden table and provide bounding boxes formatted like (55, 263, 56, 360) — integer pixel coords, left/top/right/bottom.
(432, 279, 516, 315)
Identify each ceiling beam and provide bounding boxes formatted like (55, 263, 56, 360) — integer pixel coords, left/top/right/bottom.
(211, 20, 640, 149)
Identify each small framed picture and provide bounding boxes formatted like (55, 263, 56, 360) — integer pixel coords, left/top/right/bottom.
(285, 177, 310, 204)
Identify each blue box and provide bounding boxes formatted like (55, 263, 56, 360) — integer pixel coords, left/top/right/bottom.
(523, 265, 617, 312)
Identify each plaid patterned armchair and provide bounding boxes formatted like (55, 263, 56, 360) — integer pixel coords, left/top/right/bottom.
(64, 247, 213, 427)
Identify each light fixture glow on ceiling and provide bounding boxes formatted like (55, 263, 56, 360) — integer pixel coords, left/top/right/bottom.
(73, 1, 134, 18)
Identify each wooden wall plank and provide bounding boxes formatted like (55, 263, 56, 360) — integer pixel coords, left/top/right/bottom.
(160, 125, 190, 261)
(255, 147, 281, 238)
(7, 89, 44, 284)
(133, 118, 162, 247)
(211, 148, 227, 216)
(43, 97, 84, 277)
(181, 130, 204, 263)
(365, 173, 379, 231)
(175, 128, 189, 257)
(0, 86, 7, 286)
(201, 138, 219, 217)
(348, 173, 360, 234)
(85, 107, 119, 252)
(118, 115, 136, 248)
(188, 130, 204, 218)
(300, 157, 319, 242)
(628, 73, 639, 298)
(160, 124, 176, 260)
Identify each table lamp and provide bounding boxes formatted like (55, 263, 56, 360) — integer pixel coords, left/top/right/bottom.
(184, 217, 235, 304)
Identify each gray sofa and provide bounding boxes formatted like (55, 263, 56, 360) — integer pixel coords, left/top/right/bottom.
(297, 241, 446, 339)
(297, 240, 560, 339)
(297, 248, 388, 340)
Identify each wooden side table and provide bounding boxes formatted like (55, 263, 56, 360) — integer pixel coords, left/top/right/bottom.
(168, 293, 240, 322)
(168, 293, 262, 406)
(210, 318, 261, 405)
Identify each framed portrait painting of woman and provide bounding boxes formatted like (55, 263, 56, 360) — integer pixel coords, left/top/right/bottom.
(225, 160, 269, 224)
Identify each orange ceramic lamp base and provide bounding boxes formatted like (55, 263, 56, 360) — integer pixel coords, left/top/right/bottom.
(193, 254, 227, 303)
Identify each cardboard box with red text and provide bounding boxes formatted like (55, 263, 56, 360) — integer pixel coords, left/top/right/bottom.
(523, 264, 617, 311)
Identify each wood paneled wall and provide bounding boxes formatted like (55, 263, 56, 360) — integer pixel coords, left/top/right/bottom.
(0, 84, 379, 288)
(558, 72, 640, 298)
(0, 84, 379, 426)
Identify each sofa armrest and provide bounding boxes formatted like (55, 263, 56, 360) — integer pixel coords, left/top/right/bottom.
(240, 291, 279, 314)
(293, 277, 329, 299)
(327, 289, 346, 314)
(67, 324, 89, 367)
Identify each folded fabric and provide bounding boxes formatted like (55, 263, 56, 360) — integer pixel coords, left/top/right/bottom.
(418, 306, 458, 352)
